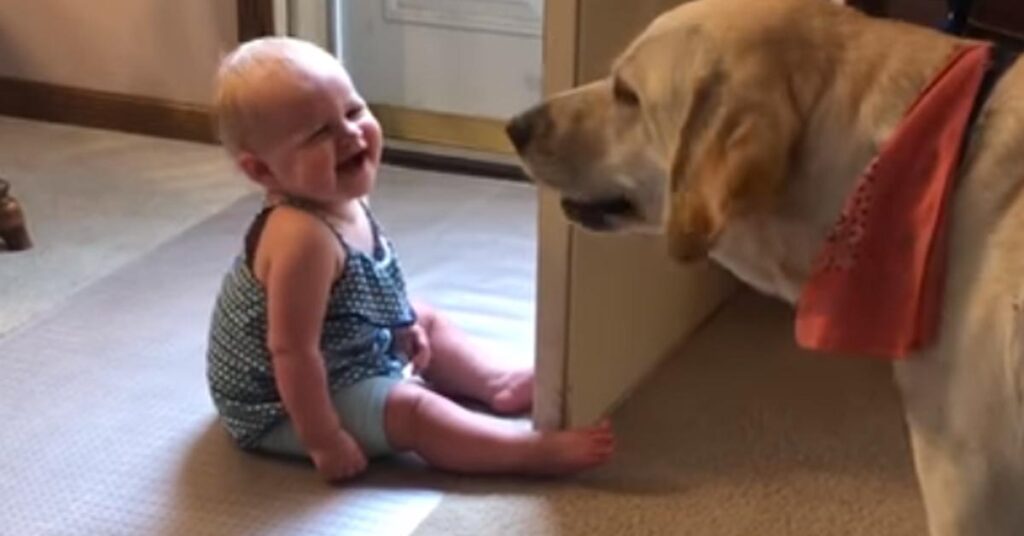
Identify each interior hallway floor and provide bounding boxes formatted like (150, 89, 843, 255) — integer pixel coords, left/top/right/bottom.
(0, 116, 927, 535)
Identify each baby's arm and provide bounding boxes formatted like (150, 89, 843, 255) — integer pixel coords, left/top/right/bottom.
(261, 208, 365, 481)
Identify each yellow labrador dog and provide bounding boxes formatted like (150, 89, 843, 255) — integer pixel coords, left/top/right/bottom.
(507, 0, 1024, 534)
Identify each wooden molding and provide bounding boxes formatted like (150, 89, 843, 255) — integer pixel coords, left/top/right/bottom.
(532, 0, 580, 431)
(370, 103, 514, 155)
(237, 0, 275, 41)
(381, 146, 526, 181)
(0, 76, 530, 163)
(0, 76, 216, 144)
(0, 1, 278, 144)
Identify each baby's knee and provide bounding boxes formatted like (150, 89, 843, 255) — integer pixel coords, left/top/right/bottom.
(411, 300, 442, 330)
(421, 308, 459, 341)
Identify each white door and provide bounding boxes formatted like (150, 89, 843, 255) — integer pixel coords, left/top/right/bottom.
(336, 0, 543, 154)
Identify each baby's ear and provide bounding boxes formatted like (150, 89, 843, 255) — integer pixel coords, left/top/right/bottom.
(236, 152, 274, 187)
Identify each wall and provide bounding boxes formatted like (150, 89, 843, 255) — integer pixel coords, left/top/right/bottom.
(0, 0, 237, 106)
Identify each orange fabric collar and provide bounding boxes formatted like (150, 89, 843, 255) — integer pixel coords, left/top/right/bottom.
(795, 44, 997, 359)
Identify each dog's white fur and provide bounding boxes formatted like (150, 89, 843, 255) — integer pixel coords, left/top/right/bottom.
(508, 0, 1024, 533)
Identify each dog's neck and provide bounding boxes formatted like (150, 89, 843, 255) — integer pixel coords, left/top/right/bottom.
(710, 14, 962, 304)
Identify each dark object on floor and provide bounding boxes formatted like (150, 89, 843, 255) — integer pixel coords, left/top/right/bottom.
(382, 146, 528, 182)
(0, 177, 32, 251)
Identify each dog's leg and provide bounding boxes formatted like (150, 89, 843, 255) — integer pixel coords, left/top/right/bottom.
(899, 420, 1022, 535)
(894, 313, 1024, 535)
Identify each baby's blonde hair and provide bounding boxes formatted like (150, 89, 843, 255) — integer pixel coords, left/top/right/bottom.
(214, 37, 345, 154)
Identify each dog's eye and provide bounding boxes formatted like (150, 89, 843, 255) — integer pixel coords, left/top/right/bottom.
(613, 78, 640, 107)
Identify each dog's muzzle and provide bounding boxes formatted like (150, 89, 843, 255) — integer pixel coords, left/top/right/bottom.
(560, 197, 636, 231)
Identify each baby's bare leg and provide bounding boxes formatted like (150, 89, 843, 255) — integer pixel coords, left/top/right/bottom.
(384, 382, 614, 475)
(413, 302, 533, 414)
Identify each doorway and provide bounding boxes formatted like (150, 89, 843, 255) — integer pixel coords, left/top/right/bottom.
(281, 0, 546, 416)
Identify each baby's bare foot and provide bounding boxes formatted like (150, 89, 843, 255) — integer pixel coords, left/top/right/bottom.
(490, 369, 534, 415)
(526, 420, 615, 475)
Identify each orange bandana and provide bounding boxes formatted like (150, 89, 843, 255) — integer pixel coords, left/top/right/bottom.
(795, 44, 996, 359)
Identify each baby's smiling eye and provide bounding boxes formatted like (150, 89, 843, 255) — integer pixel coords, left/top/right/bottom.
(345, 105, 364, 120)
(309, 123, 333, 142)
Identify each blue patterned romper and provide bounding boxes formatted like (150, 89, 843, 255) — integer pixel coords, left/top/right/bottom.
(206, 201, 416, 457)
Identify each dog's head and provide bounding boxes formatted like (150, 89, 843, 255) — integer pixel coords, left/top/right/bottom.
(508, 0, 832, 261)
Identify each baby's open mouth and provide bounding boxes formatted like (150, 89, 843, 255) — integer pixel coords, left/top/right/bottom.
(337, 150, 368, 174)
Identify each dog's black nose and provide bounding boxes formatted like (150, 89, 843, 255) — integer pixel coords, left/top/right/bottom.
(507, 105, 548, 152)
(506, 113, 533, 152)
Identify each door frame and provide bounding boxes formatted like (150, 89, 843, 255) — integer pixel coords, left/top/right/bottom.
(540, 0, 738, 429)
(237, 0, 275, 41)
(275, 1, 522, 154)
(530, 0, 581, 431)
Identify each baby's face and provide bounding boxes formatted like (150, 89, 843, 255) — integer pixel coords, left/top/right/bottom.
(252, 63, 383, 210)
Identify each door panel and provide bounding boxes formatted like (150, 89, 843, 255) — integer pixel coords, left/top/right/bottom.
(341, 0, 543, 152)
(538, 0, 737, 428)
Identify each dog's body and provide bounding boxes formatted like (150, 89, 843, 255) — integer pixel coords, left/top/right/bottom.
(507, 0, 1024, 533)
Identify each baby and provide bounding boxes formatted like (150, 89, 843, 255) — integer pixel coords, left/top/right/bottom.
(206, 37, 614, 482)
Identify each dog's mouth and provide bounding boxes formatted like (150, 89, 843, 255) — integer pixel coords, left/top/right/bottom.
(560, 196, 637, 231)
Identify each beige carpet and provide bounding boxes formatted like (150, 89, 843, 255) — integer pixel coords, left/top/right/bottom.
(0, 117, 537, 535)
(0, 196, 445, 535)
(0, 172, 538, 535)
(0, 117, 927, 535)
(0, 115, 256, 338)
(413, 292, 927, 536)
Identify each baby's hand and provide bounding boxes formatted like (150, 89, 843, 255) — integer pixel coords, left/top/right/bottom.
(397, 324, 431, 374)
(309, 430, 367, 483)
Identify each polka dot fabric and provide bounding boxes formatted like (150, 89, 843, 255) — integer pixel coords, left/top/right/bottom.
(816, 161, 877, 274)
(206, 208, 416, 449)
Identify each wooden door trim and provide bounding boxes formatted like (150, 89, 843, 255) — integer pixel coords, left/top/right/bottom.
(532, 0, 580, 431)
(237, 0, 275, 41)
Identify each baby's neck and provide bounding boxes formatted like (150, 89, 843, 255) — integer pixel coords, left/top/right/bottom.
(280, 195, 374, 255)
(265, 193, 362, 220)
(320, 198, 364, 225)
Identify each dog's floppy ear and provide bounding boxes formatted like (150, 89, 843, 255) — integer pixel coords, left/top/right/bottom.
(665, 76, 799, 262)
